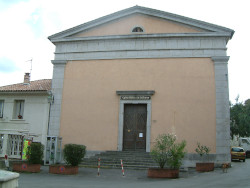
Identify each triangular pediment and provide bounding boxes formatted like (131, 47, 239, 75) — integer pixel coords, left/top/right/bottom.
(49, 6, 234, 42)
(71, 13, 203, 38)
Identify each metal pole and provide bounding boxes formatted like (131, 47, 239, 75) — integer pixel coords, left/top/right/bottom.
(97, 158, 101, 176)
(121, 159, 125, 176)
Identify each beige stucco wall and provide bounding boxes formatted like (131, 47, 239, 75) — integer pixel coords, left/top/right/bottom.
(73, 14, 201, 37)
(60, 57, 216, 153)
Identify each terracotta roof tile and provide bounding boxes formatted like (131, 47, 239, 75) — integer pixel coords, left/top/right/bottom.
(0, 79, 51, 92)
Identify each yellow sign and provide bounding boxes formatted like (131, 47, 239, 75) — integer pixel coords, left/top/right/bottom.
(22, 139, 31, 160)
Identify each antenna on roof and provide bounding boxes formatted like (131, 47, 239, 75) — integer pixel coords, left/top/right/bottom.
(23, 59, 32, 84)
(26, 59, 33, 74)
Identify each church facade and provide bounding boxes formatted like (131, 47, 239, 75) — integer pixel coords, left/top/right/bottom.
(48, 6, 234, 165)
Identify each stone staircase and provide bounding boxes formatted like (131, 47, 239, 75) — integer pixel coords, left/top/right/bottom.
(80, 151, 158, 170)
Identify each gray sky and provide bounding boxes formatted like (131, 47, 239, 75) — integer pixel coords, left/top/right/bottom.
(0, 0, 249, 102)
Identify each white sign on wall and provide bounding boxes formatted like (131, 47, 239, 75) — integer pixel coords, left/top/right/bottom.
(121, 96, 150, 100)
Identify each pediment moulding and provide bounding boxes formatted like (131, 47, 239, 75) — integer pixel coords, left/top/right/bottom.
(51, 60, 67, 65)
(48, 6, 234, 43)
(50, 32, 232, 43)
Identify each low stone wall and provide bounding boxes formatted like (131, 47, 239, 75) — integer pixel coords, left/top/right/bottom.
(85, 150, 102, 158)
(0, 159, 22, 170)
(182, 153, 229, 168)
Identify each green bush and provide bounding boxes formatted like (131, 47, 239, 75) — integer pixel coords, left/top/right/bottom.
(151, 133, 186, 169)
(195, 142, 210, 157)
(167, 140, 186, 169)
(63, 144, 86, 166)
(27, 142, 44, 164)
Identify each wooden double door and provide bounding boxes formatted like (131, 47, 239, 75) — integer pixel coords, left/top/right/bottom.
(123, 104, 147, 151)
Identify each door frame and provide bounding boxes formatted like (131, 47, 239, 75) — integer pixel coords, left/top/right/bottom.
(123, 104, 147, 151)
(117, 91, 154, 152)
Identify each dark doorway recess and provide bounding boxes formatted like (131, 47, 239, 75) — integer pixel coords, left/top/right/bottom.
(123, 104, 147, 151)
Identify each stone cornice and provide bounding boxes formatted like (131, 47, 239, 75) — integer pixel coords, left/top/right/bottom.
(51, 60, 67, 65)
(116, 90, 155, 95)
(50, 32, 232, 43)
(212, 56, 230, 63)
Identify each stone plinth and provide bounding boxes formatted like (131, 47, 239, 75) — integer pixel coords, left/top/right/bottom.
(0, 170, 19, 188)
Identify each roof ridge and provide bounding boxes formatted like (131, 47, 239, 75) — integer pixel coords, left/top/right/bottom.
(0, 79, 51, 88)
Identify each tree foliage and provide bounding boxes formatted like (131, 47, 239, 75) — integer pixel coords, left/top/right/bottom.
(151, 134, 186, 169)
(230, 98, 250, 138)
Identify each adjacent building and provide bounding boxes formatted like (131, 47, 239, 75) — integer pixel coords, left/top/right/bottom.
(0, 73, 51, 159)
(48, 6, 234, 165)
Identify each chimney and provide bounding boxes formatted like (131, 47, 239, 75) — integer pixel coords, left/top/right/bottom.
(23, 73, 30, 84)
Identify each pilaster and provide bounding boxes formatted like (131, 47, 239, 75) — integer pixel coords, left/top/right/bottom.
(212, 56, 230, 163)
(48, 60, 67, 136)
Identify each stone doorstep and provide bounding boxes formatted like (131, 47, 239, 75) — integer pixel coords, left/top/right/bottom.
(80, 151, 157, 170)
(82, 159, 155, 162)
(81, 151, 228, 170)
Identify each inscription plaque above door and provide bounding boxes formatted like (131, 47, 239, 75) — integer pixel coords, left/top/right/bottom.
(121, 96, 151, 100)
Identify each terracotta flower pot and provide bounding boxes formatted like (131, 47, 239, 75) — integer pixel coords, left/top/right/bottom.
(49, 165, 78, 175)
(12, 163, 41, 173)
(196, 163, 214, 172)
(147, 168, 179, 178)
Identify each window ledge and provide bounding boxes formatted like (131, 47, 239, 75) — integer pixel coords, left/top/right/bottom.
(10, 119, 25, 121)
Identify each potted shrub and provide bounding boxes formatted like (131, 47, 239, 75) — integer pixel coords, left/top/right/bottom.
(195, 142, 214, 172)
(148, 133, 186, 178)
(13, 142, 44, 173)
(49, 144, 86, 175)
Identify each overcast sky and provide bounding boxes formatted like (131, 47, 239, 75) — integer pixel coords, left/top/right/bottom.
(0, 0, 249, 102)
